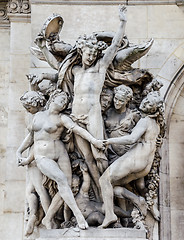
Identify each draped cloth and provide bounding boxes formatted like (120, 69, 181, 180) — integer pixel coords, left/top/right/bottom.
(57, 47, 153, 99)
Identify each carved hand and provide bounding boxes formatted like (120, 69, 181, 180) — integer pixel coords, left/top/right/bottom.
(34, 33, 46, 49)
(92, 139, 105, 150)
(103, 139, 109, 146)
(30, 75, 42, 85)
(103, 139, 116, 146)
(17, 157, 30, 167)
(119, 5, 127, 22)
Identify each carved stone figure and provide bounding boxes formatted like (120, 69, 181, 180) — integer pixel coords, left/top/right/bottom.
(99, 91, 164, 228)
(17, 5, 165, 238)
(104, 84, 140, 158)
(16, 91, 50, 236)
(17, 89, 105, 230)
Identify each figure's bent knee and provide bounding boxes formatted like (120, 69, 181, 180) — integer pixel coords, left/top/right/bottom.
(99, 170, 110, 186)
(56, 175, 69, 188)
(113, 186, 124, 197)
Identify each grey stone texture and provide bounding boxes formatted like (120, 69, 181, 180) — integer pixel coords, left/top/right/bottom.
(1, 1, 184, 240)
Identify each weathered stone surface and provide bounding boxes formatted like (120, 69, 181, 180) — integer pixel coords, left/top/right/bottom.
(1, 2, 184, 240)
(36, 228, 147, 240)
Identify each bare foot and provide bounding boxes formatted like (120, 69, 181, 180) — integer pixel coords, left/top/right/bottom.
(99, 214, 117, 228)
(150, 204, 160, 221)
(42, 217, 57, 229)
(25, 215, 37, 236)
(76, 215, 88, 230)
(134, 196, 148, 217)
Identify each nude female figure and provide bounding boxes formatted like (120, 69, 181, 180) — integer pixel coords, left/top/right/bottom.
(17, 89, 104, 230)
(99, 91, 164, 228)
(16, 91, 51, 235)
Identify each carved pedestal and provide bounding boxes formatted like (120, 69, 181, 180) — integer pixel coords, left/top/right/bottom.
(34, 228, 147, 240)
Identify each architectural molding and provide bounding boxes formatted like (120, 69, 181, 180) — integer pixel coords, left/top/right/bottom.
(0, 1, 10, 28)
(7, 13, 31, 22)
(158, 42, 184, 240)
(30, 0, 184, 5)
(7, 0, 31, 14)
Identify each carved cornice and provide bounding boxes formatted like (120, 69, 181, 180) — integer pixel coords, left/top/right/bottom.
(30, 0, 183, 5)
(0, 1, 10, 28)
(7, 0, 31, 14)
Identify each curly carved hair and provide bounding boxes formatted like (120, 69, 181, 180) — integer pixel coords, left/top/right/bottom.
(114, 84, 133, 101)
(142, 91, 166, 137)
(76, 34, 108, 53)
(46, 89, 69, 109)
(20, 91, 46, 108)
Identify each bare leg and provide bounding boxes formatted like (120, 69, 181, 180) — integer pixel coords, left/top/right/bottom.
(36, 156, 88, 229)
(116, 198, 129, 227)
(30, 166, 51, 214)
(42, 193, 63, 229)
(136, 177, 147, 196)
(64, 203, 72, 221)
(99, 169, 117, 228)
(114, 206, 131, 218)
(25, 180, 38, 236)
(42, 148, 72, 229)
(87, 115, 108, 173)
(74, 135, 101, 200)
(114, 186, 147, 217)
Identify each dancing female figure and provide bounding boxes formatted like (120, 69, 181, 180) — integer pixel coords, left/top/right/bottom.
(99, 91, 164, 228)
(17, 89, 104, 230)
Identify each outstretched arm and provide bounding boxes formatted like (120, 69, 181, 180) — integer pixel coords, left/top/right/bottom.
(34, 33, 59, 70)
(105, 117, 148, 145)
(102, 6, 127, 69)
(60, 114, 104, 150)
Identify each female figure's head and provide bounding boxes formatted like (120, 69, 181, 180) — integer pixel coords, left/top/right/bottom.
(76, 34, 107, 66)
(100, 88, 113, 113)
(20, 91, 46, 114)
(113, 84, 133, 111)
(46, 89, 69, 112)
(139, 91, 163, 114)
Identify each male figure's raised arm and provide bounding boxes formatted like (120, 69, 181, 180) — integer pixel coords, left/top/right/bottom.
(102, 6, 127, 69)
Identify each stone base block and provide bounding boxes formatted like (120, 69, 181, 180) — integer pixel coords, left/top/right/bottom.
(33, 227, 147, 240)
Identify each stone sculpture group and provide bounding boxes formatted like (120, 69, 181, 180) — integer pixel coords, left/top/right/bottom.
(16, 6, 165, 237)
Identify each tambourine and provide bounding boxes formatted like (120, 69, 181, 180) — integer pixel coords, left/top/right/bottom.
(41, 14, 64, 39)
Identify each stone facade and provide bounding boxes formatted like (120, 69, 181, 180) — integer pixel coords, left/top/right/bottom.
(0, 1, 184, 240)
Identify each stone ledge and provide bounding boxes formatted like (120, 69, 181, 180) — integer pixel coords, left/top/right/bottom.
(30, 0, 180, 5)
(37, 238, 147, 240)
(33, 228, 147, 240)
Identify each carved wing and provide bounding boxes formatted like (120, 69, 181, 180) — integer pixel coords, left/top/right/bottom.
(30, 46, 65, 65)
(30, 47, 47, 61)
(113, 38, 154, 71)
